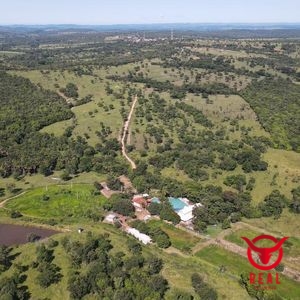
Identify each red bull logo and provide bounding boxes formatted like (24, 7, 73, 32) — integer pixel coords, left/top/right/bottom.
(241, 235, 289, 271)
(241, 234, 289, 288)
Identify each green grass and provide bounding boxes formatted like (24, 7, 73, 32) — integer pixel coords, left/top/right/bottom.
(0, 50, 24, 57)
(40, 118, 73, 136)
(5, 184, 106, 219)
(196, 245, 253, 274)
(185, 94, 263, 128)
(1, 219, 298, 300)
(244, 210, 300, 242)
(147, 220, 200, 251)
(241, 211, 300, 271)
(0, 222, 249, 300)
(11, 69, 129, 146)
(196, 245, 300, 299)
(0, 171, 106, 203)
(225, 228, 284, 248)
(206, 224, 223, 238)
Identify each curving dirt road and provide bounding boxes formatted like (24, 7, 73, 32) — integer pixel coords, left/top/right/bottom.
(121, 95, 138, 169)
(0, 191, 26, 208)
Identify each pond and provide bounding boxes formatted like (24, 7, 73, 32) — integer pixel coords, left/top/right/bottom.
(0, 223, 60, 246)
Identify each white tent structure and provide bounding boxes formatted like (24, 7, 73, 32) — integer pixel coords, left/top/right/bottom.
(126, 227, 152, 244)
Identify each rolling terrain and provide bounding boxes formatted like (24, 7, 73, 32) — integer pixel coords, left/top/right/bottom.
(0, 27, 300, 299)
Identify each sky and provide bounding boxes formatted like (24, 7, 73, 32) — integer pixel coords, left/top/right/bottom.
(1, 0, 300, 25)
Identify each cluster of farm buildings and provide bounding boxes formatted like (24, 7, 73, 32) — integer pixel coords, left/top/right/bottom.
(103, 184, 202, 245)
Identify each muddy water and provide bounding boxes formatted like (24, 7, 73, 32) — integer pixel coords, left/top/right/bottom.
(0, 224, 59, 246)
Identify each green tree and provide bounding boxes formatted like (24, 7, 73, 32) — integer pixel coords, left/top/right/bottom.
(290, 186, 300, 213)
(222, 218, 231, 229)
(68, 275, 90, 300)
(36, 262, 62, 288)
(36, 244, 54, 264)
(146, 256, 163, 275)
(224, 175, 247, 192)
(159, 203, 181, 224)
(111, 194, 135, 216)
(0, 246, 11, 272)
(259, 190, 288, 218)
(60, 82, 79, 98)
(127, 239, 142, 254)
(191, 273, 218, 300)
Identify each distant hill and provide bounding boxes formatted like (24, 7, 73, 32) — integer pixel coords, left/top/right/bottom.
(1, 23, 300, 38)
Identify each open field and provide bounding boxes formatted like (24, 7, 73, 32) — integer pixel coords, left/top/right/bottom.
(9, 58, 299, 206)
(0, 172, 106, 203)
(1, 30, 300, 299)
(195, 245, 300, 299)
(243, 210, 300, 239)
(4, 184, 106, 220)
(11, 69, 130, 146)
(40, 119, 73, 136)
(225, 226, 300, 263)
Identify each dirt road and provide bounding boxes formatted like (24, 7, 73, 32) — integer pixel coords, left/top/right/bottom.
(121, 95, 138, 169)
(0, 191, 26, 208)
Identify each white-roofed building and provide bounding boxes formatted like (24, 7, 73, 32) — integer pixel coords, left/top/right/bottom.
(177, 203, 202, 222)
(126, 227, 152, 244)
(177, 206, 194, 222)
(104, 213, 117, 224)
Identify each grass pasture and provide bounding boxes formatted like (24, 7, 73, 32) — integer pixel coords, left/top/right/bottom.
(5, 184, 106, 220)
(147, 219, 201, 251)
(250, 149, 300, 203)
(40, 118, 74, 136)
(244, 210, 300, 239)
(0, 171, 106, 203)
(196, 245, 300, 299)
(11, 69, 129, 145)
(0, 221, 250, 300)
(225, 226, 300, 271)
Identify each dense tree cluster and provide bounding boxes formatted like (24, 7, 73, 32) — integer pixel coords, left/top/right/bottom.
(241, 79, 300, 152)
(0, 275, 30, 300)
(109, 194, 135, 216)
(0, 72, 128, 179)
(62, 233, 169, 299)
(35, 244, 62, 288)
(193, 189, 254, 232)
(106, 176, 124, 191)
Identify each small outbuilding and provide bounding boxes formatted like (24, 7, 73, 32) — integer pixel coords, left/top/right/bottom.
(104, 213, 118, 224)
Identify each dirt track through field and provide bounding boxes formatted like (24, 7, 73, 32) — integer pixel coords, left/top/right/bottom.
(0, 191, 26, 208)
(192, 223, 300, 282)
(121, 95, 138, 169)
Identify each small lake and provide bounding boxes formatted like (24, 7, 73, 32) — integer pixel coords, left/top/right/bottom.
(0, 224, 59, 246)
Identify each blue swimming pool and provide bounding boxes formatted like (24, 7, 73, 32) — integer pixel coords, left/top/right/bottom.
(168, 197, 187, 211)
(151, 197, 161, 203)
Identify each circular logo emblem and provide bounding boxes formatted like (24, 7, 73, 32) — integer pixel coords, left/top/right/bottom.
(242, 234, 288, 271)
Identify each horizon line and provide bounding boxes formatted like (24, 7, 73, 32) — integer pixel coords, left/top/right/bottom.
(1, 22, 300, 26)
